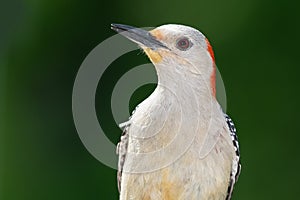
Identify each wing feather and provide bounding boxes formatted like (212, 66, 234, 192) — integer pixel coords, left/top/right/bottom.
(116, 125, 130, 192)
(224, 114, 241, 200)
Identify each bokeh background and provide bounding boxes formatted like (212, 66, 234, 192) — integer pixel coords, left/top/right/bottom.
(1, 0, 300, 199)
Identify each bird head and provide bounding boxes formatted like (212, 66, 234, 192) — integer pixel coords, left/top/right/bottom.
(111, 24, 216, 97)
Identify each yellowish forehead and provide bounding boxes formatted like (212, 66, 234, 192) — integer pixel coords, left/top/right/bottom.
(150, 29, 164, 40)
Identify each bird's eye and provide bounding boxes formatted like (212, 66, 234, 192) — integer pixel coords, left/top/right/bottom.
(176, 37, 192, 51)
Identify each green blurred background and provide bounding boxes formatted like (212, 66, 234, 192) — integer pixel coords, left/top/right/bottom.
(1, 0, 300, 199)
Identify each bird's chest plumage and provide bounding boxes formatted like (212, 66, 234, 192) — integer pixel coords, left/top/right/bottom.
(120, 138, 233, 200)
(119, 88, 234, 200)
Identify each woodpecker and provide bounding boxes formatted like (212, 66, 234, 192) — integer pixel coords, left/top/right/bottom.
(111, 24, 241, 200)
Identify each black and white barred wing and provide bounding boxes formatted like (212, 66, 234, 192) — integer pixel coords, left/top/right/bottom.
(224, 114, 241, 200)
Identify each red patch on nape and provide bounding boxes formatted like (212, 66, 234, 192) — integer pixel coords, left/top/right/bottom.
(205, 38, 215, 62)
(205, 38, 216, 97)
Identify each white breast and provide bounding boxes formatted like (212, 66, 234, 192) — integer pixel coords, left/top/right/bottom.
(119, 83, 235, 200)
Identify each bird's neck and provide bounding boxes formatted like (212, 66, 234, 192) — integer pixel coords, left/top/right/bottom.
(127, 71, 220, 158)
(155, 65, 216, 102)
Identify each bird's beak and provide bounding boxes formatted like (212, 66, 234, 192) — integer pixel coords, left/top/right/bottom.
(111, 24, 168, 50)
